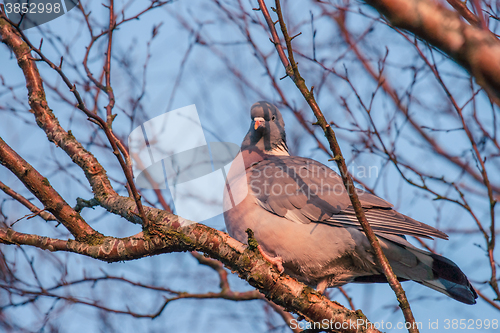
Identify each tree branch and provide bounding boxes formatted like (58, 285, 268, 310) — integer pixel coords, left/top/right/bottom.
(0, 137, 99, 241)
(0, 11, 150, 230)
(0, 13, 383, 331)
(0, 180, 56, 221)
(365, 0, 500, 105)
(257, 0, 419, 331)
(446, 0, 481, 26)
(0, 217, 381, 333)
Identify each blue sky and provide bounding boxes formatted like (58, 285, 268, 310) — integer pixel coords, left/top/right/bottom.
(1, 0, 499, 332)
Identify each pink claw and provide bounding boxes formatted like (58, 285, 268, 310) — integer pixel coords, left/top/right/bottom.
(258, 245, 284, 273)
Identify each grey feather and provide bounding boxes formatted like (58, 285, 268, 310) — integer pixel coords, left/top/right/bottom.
(249, 154, 447, 239)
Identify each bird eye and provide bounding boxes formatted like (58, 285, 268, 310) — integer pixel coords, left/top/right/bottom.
(271, 115, 276, 121)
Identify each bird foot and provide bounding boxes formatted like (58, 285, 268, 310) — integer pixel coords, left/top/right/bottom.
(258, 245, 284, 273)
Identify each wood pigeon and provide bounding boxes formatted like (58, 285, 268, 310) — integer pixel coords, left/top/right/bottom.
(223, 101, 477, 304)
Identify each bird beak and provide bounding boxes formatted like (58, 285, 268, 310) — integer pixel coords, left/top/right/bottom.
(254, 117, 265, 130)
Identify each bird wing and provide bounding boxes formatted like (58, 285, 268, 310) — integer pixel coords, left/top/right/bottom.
(248, 154, 447, 240)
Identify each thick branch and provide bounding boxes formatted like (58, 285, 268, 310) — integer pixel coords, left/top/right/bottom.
(0, 213, 381, 333)
(0, 18, 116, 202)
(365, 0, 500, 105)
(0, 137, 99, 241)
(0, 12, 150, 229)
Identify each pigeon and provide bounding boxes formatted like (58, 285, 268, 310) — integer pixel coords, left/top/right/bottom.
(223, 101, 477, 305)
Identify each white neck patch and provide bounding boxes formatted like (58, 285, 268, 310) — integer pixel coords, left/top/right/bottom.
(266, 142, 290, 156)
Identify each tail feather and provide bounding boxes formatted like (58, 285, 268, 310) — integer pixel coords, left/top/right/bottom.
(368, 234, 478, 305)
(417, 278, 477, 304)
(406, 249, 477, 304)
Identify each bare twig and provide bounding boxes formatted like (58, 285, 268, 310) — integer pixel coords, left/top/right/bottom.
(0, 180, 56, 221)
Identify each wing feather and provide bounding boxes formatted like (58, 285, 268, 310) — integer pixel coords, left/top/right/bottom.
(247, 154, 447, 239)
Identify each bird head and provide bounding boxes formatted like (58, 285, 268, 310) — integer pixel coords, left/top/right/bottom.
(241, 101, 289, 155)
